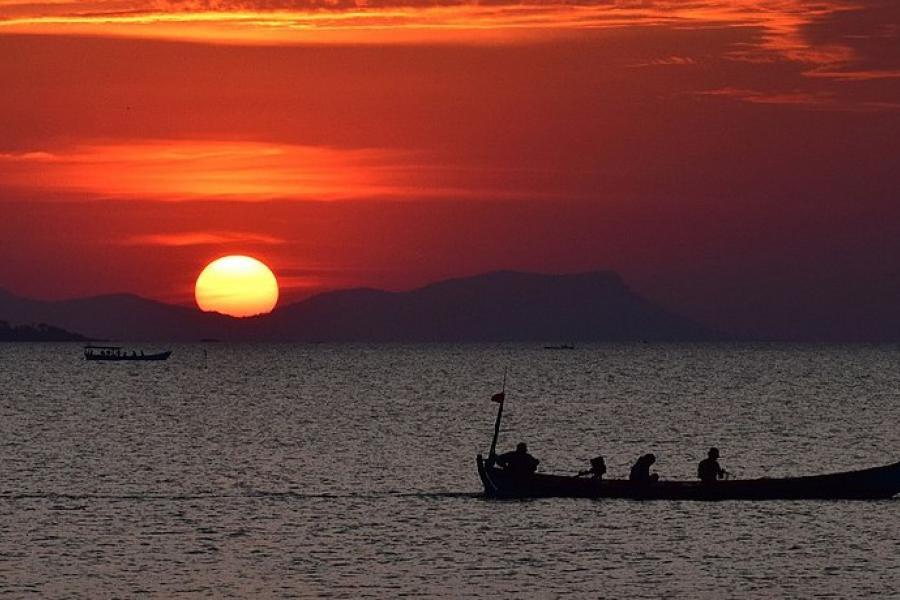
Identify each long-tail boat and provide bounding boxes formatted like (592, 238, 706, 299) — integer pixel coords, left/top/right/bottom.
(83, 345, 172, 361)
(477, 392, 900, 501)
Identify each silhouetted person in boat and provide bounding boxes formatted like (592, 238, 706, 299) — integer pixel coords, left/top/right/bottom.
(496, 442, 540, 476)
(630, 453, 660, 484)
(698, 447, 728, 483)
(577, 456, 607, 480)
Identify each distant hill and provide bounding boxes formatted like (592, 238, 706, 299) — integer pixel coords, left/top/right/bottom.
(256, 271, 717, 341)
(0, 271, 720, 342)
(0, 320, 89, 342)
(0, 287, 239, 342)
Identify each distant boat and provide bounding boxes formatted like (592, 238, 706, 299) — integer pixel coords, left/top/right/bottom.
(477, 392, 900, 500)
(544, 344, 575, 350)
(83, 345, 172, 361)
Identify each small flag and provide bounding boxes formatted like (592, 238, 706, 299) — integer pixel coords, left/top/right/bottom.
(491, 392, 505, 403)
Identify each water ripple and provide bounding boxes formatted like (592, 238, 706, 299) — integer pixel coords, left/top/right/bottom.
(1, 342, 899, 598)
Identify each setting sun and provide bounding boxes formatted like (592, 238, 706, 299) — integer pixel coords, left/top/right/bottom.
(195, 255, 279, 317)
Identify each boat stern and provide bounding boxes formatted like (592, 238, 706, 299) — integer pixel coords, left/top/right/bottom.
(476, 454, 501, 497)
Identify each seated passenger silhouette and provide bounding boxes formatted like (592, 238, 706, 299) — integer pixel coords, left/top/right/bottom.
(496, 442, 540, 476)
(629, 453, 660, 484)
(698, 447, 728, 484)
(577, 455, 607, 480)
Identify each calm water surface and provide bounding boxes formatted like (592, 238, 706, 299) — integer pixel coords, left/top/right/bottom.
(1, 343, 898, 598)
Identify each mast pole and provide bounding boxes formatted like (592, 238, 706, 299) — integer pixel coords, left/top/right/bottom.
(488, 367, 507, 463)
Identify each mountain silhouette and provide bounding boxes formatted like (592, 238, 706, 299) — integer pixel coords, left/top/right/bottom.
(257, 271, 716, 341)
(0, 320, 90, 342)
(0, 287, 238, 342)
(0, 271, 718, 342)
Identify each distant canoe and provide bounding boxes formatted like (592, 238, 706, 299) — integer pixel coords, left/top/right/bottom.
(544, 344, 575, 350)
(477, 455, 900, 500)
(83, 345, 172, 361)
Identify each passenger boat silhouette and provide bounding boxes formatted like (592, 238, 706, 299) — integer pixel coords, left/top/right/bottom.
(83, 345, 172, 361)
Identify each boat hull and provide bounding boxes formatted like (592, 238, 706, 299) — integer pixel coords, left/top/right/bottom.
(477, 455, 900, 500)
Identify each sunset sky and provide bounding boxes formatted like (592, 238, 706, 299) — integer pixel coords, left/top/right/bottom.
(2, 0, 899, 338)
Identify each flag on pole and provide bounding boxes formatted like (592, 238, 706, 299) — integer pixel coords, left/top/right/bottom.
(491, 392, 505, 403)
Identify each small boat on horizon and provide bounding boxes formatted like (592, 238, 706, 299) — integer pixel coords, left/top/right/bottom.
(83, 345, 172, 361)
(544, 344, 575, 350)
(477, 392, 900, 501)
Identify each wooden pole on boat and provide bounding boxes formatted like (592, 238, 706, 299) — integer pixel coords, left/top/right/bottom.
(488, 368, 507, 463)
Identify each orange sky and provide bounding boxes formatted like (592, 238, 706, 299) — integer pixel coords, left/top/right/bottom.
(2, 0, 899, 338)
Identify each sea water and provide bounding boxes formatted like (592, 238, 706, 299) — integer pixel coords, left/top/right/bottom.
(1, 343, 898, 598)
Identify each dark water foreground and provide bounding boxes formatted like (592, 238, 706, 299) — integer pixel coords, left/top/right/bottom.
(1, 343, 898, 598)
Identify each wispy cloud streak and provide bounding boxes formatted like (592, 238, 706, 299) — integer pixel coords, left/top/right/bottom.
(695, 86, 900, 111)
(5, 1, 894, 109)
(119, 231, 286, 245)
(0, 140, 420, 200)
(0, 1, 860, 59)
(0, 139, 545, 201)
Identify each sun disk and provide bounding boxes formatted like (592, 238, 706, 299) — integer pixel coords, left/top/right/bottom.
(195, 255, 279, 317)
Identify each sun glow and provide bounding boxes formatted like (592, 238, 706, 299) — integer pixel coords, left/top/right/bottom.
(195, 255, 279, 317)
